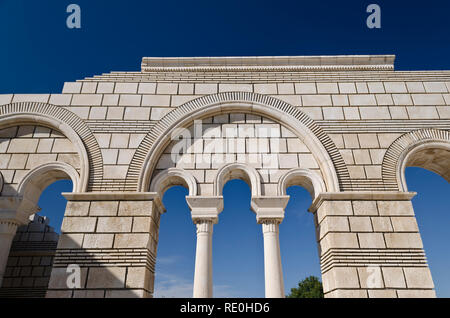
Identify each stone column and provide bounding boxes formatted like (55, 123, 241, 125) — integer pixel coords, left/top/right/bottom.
(186, 196, 224, 298)
(0, 220, 19, 287)
(192, 220, 214, 298)
(251, 196, 290, 298)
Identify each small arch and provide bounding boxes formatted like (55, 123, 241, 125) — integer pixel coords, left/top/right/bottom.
(214, 163, 261, 197)
(382, 129, 450, 191)
(16, 162, 79, 220)
(150, 168, 198, 198)
(277, 168, 326, 199)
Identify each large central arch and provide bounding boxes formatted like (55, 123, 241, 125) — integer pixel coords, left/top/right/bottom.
(127, 92, 347, 193)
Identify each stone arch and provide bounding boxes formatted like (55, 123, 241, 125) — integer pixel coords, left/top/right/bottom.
(129, 92, 347, 192)
(277, 168, 326, 199)
(149, 167, 198, 197)
(382, 128, 450, 191)
(16, 162, 79, 222)
(0, 102, 103, 191)
(214, 162, 261, 197)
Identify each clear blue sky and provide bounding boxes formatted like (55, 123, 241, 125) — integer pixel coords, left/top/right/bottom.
(2, 0, 450, 297)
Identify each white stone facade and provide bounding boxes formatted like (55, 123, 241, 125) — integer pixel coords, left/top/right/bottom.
(0, 55, 449, 298)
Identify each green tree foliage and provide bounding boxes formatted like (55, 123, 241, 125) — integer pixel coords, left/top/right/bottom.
(287, 276, 324, 298)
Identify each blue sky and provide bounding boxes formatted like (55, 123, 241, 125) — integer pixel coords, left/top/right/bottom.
(2, 0, 450, 297)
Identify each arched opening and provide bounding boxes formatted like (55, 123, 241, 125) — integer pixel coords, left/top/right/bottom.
(401, 142, 450, 297)
(214, 179, 264, 297)
(280, 185, 322, 297)
(153, 185, 197, 298)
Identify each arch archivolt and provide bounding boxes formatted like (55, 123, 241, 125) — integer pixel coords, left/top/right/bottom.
(133, 92, 345, 194)
(0, 102, 103, 191)
(214, 163, 261, 197)
(277, 168, 325, 199)
(382, 129, 450, 191)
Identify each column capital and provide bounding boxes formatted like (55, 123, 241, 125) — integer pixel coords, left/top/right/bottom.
(0, 196, 38, 225)
(251, 196, 290, 224)
(186, 196, 224, 224)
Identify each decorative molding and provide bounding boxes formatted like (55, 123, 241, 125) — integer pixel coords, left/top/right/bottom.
(150, 168, 198, 196)
(0, 102, 103, 191)
(382, 129, 450, 191)
(62, 192, 158, 201)
(141, 55, 395, 72)
(277, 168, 325, 199)
(251, 196, 290, 223)
(309, 191, 417, 213)
(214, 163, 261, 197)
(129, 92, 347, 193)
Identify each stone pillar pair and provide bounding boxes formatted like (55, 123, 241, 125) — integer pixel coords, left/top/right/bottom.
(186, 195, 289, 298)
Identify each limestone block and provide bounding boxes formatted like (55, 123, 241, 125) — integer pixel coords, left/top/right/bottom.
(101, 149, 118, 164)
(407, 106, 439, 119)
(178, 83, 194, 95)
(437, 106, 450, 118)
(340, 149, 354, 164)
(384, 233, 423, 248)
(403, 267, 434, 289)
(129, 134, 146, 148)
(37, 139, 54, 152)
(118, 201, 154, 216)
(377, 201, 414, 216)
(278, 153, 298, 169)
(138, 83, 156, 94)
(318, 216, 350, 239)
(73, 290, 105, 298)
(56, 233, 84, 248)
(52, 139, 76, 153)
(353, 149, 371, 164)
(332, 95, 349, 106)
(301, 107, 323, 120)
(115, 83, 138, 94)
(389, 106, 409, 119)
(349, 95, 377, 106)
(26, 154, 57, 169)
(195, 84, 218, 94)
(406, 82, 425, 93)
(343, 134, 360, 148)
(287, 139, 309, 153)
(110, 134, 129, 148)
(349, 217, 372, 232)
(7, 139, 39, 153)
(423, 82, 448, 93)
(48, 267, 87, 289)
(254, 84, 277, 94)
(392, 94, 413, 105)
(126, 267, 150, 289)
(97, 82, 115, 94)
(0, 94, 13, 105)
(150, 107, 171, 121)
(89, 201, 119, 216)
(347, 166, 366, 179)
(375, 94, 394, 105)
(103, 166, 128, 179)
(328, 134, 344, 148)
(81, 82, 97, 94)
(367, 82, 385, 93)
(277, 83, 295, 94)
(356, 83, 368, 93)
(384, 82, 407, 93)
(390, 217, 419, 232)
(298, 154, 319, 168)
(72, 94, 102, 106)
(317, 83, 338, 94)
(326, 289, 367, 298)
(65, 201, 90, 216)
(94, 134, 111, 148)
(357, 266, 384, 288)
(97, 217, 132, 233)
(219, 84, 252, 92)
(119, 95, 141, 106)
(359, 107, 391, 119)
(46, 290, 74, 298)
(102, 94, 120, 106)
(124, 107, 150, 120)
(83, 233, 114, 248)
(322, 267, 360, 292)
(132, 217, 152, 232)
(114, 233, 150, 248)
(397, 289, 436, 298)
(87, 267, 126, 289)
(338, 83, 356, 94)
(61, 217, 97, 233)
(302, 95, 332, 106)
(358, 233, 385, 248)
(343, 107, 360, 120)
(371, 217, 393, 232)
(320, 233, 359, 252)
(364, 166, 382, 179)
(157, 83, 178, 94)
(323, 107, 344, 120)
(411, 94, 445, 105)
(63, 82, 83, 94)
(142, 95, 170, 107)
(49, 94, 72, 106)
(105, 289, 148, 298)
(382, 267, 406, 288)
(358, 134, 379, 148)
(368, 290, 397, 298)
(295, 83, 316, 94)
(318, 201, 353, 221)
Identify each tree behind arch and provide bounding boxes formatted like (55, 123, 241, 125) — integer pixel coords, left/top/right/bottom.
(287, 276, 324, 298)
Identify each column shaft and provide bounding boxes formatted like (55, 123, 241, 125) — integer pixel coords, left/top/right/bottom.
(193, 220, 213, 298)
(262, 220, 284, 298)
